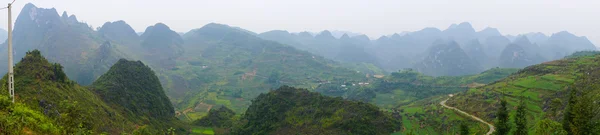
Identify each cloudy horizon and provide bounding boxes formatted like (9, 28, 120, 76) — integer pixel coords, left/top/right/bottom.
(0, 0, 597, 47)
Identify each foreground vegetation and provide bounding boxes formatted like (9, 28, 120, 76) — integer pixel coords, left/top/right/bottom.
(447, 54, 600, 134)
(194, 86, 402, 135)
(0, 50, 187, 134)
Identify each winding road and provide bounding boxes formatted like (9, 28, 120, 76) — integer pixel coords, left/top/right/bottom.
(440, 95, 495, 135)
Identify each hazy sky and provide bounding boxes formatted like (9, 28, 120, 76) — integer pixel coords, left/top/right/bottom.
(0, 0, 598, 46)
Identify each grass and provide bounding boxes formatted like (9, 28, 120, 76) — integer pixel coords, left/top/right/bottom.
(392, 96, 489, 135)
(445, 55, 600, 133)
(513, 76, 565, 91)
(191, 127, 215, 135)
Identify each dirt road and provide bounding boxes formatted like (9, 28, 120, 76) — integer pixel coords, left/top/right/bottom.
(440, 95, 495, 135)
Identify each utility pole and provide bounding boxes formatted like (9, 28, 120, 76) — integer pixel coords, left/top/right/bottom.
(7, 2, 13, 103)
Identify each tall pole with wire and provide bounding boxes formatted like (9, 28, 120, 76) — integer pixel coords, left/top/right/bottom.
(7, 2, 13, 103)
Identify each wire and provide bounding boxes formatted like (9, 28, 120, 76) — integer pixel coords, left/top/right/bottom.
(0, 0, 15, 10)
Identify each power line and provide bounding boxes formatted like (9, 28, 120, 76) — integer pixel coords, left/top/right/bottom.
(0, 0, 15, 10)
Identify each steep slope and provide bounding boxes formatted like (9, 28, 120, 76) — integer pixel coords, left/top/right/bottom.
(464, 39, 489, 68)
(523, 32, 548, 44)
(483, 36, 511, 59)
(312, 30, 341, 59)
(498, 37, 546, 68)
(0, 3, 99, 80)
(139, 23, 184, 69)
(0, 50, 133, 133)
(91, 59, 175, 120)
(446, 54, 600, 133)
(335, 34, 380, 66)
(98, 20, 140, 46)
(540, 31, 597, 59)
(169, 23, 364, 120)
(235, 86, 401, 135)
(258, 30, 305, 50)
(414, 40, 482, 76)
(77, 41, 129, 85)
(477, 27, 502, 42)
(442, 22, 477, 45)
(0, 3, 131, 85)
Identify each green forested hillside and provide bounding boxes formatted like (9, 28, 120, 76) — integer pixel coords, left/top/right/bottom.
(446, 54, 600, 134)
(234, 86, 401, 135)
(0, 50, 188, 134)
(164, 23, 365, 120)
(0, 50, 133, 134)
(91, 59, 175, 121)
(315, 68, 518, 109)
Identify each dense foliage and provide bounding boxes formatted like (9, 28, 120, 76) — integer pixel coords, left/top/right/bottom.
(193, 106, 235, 128)
(91, 59, 175, 120)
(564, 50, 600, 59)
(235, 86, 401, 135)
(0, 50, 133, 134)
(447, 53, 600, 134)
(515, 99, 528, 135)
(495, 99, 510, 135)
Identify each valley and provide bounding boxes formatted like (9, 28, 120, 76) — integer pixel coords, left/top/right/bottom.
(0, 1, 598, 135)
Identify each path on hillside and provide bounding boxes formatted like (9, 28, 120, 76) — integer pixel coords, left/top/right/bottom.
(440, 95, 495, 135)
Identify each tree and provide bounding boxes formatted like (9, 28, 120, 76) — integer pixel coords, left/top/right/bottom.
(562, 88, 576, 135)
(563, 73, 600, 135)
(515, 98, 527, 135)
(533, 119, 567, 135)
(546, 98, 562, 120)
(495, 99, 510, 135)
(460, 122, 469, 135)
(570, 90, 594, 135)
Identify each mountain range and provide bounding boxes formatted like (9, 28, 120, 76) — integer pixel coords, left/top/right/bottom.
(258, 22, 596, 76)
(0, 3, 598, 134)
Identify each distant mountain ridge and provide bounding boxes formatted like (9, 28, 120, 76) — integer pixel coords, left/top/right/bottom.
(414, 40, 483, 76)
(258, 22, 596, 76)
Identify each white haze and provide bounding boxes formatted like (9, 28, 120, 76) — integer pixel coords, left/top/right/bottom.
(0, 0, 598, 46)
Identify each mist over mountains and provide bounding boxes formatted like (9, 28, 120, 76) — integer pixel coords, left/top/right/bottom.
(1, 2, 599, 134)
(259, 22, 596, 76)
(0, 3, 595, 101)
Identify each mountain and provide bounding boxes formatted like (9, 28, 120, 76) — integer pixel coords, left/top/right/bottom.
(0, 3, 132, 85)
(442, 22, 477, 45)
(477, 27, 503, 42)
(0, 50, 135, 134)
(483, 36, 511, 58)
(256, 22, 595, 73)
(0, 28, 6, 44)
(168, 23, 365, 119)
(260, 30, 383, 73)
(464, 39, 490, 68)
(258, 30, 306, 50)
(235, 86, 401, 135)
(76, 41, 129, 85)
(414, 40, 483, 76)
(335, 34, 380, 66)
(523, 32, 548, 44)
(498, 36, 546, 68)
(98, 20, 140, 46)
(541, 31, 597, 59)
(312, 30, 341, 58)
(330, 30, 363, 38)
(139, 23, 184, 69)
(91, 59, 175, 120)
